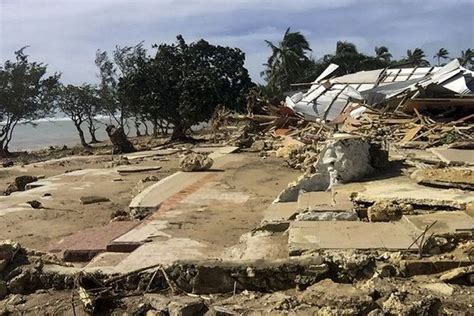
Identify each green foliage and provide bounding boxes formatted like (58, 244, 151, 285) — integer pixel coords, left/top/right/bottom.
(119, 35, 253, 139)
(56, 84, 100, 146)
(405, 48, 430, 67)
(0, 47, 60, 155)
(434, 48, 449, 66)
(95, 43, 147, 128)
(458, 49, 474, 69)
(261, 28, 312, 96)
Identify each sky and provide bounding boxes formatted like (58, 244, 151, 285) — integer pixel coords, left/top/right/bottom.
(1, 0, 473, 84)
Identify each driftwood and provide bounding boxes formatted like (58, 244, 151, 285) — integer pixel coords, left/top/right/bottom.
(106, 125, 135, 154)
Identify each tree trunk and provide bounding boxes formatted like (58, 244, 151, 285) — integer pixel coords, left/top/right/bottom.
(170, 123, 188, 140)
(75, 123, 90, 147)
(152, 119, 159, 137)
(0, 140, 8, 158)
(88, 126, 99, 143)
(106, 125, 135, 154)
(135, 120, 142, 137)
(86, 117, 99, 143)
(142, 121, 149, 136)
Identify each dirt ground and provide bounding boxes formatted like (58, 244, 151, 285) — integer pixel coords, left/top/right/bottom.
(0, 151, 180, 251)
(0, 142, 300, 254)
(160, 154, 301, 249)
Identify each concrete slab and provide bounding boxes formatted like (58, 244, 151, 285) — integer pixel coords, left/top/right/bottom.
(288, 221, 418, 255)
(128, 151, 243, 214)
(411, 168, 474, 191)
(48, 221, 139, 262)
(430, 148, 474, 165)
(355, 176, 474, 210)
(263, 202, 299, 223)
(107, 220, 171, 251)
(86, 252, 130, 268)
(113, 238, 212, 272)
(402, 211, 474, 235)
(0, 168, 118, 216)
(122, 149, 179, 160)
(117, 165, 162, 174)
(207, 146, 240, 159)
(129, 171, 213, 213)
(297, 191, 353, 212)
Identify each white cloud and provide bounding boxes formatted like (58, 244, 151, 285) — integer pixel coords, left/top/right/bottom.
(1, 0, 472, 84)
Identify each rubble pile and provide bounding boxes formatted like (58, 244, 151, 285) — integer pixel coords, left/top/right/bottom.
(277, 137, 388, 202)
(0, 240, 73, 301)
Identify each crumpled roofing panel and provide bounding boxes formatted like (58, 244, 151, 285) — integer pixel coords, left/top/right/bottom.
(286, 59, 474, 122)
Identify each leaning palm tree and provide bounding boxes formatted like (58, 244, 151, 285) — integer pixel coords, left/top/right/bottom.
(433, 48, 449, 66)
(458, 49, 474, 68)
(375, 46, 392, 62)
(262, 27, 312, 94)
(406, 48, 430, 67)
(336, 41, 358, 55)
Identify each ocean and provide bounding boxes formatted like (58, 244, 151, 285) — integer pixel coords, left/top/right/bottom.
(7, 117, 117, 152)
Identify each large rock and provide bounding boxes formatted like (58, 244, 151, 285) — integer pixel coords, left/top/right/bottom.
(276, 137, 387, 202)
(179, 153, 214, 172)
(367, 201, 413, 222)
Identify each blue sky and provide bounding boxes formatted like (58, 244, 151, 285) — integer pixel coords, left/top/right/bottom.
(1, 0, 473, 84)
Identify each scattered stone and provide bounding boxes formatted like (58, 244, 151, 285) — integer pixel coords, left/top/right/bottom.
(0, 281, 7, 300)
(6, 294, 26, 306)
(110, 209, 129, 221)
(0, 240, 20, 272)
(167, 296, 205, 316)
(80, 196, 110, 205)
(142, 175, 160, 182)
(2, 160, 14, 168)
(26, 200, 43, 209)
(421, 283, 454, 296)
(439, 265, 474, 283)
(298, 279, 376, 314)
(109, 157, 131, 168)
(367, 201, 413, 222)
(423, 236, 455, 254)
(208, 306, 238, 315)
(296, 211, 359, 221)
(376, 263, 397, 277)
(179, 153, 214, 172)
(4, 175, 38, 195)
(367, 309, 384, 316)
(249, 140, 266, 152)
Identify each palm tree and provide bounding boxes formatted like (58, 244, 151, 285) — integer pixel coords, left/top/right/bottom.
(406, 48, 430, 67)
(262, 27, 312, 94)
(375, 46, 392, 62)
(458, 49, 474, 68)
(433, 48, 449, 66)
(336, 41, 358, 55)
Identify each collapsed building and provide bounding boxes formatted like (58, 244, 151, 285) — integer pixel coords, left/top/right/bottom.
(285, 59, 474, 123)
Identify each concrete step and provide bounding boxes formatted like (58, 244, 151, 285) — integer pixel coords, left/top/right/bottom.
(259, 202, 299, 231)
(402, 211, 474, 235)
(48, 221, 139, 262)
(288, 221, 419, 256)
